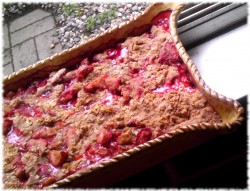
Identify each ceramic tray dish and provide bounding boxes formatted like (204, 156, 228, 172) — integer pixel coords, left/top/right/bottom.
(3, 2, 244, 188)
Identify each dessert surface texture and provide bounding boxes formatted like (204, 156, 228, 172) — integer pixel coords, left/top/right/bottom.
(3, 10, 222, 188)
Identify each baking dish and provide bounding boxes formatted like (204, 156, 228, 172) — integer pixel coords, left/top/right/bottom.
(3, 2, 244, 188)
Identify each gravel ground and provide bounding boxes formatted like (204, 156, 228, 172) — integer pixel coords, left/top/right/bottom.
(3, 2, 150, 50)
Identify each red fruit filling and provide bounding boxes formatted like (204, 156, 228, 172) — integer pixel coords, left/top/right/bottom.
(84, 75, 108, 93)
(76, 65, 94, 81)
(84, 75, 121, 95)
(121, 86, 132, 105)
(159, 42, 180, 64)
(32, 126, 57, 139)
(136, 128, 152, 145)
(48, 150, 68, 167)
(106, 45, 128, 61)
(104, 77, 121, 94)
(41, 176, 57, 188)
(65, 127, 79, 148)
(85, 143, 110, 162)
(151, 10, 172, 31)
(16, 103, 43, 117)
(97, 128, 113, 146)
(58, 88, 78, 104)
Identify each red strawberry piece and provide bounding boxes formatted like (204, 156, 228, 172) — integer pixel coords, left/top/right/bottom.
(3, 119, 13, 135)
(136, 128, 152, 145)
(105, 77, 121, 94)
(15, 166, 29, 181)
(121, 86, 132, 105)
(84, 144, 95, 160)
(97, 128, 113, 145)
(74, 152, 84, 160)
(92, 75, 108, 89)
(65, 127, 79, 148)
(83, 82, 96, 93)
(42, 176, 56, 187)
(32, 126, 56, 139)
(76, 65, 94, 81)
(129, 68, 140, 74)
(159, 42, 179, 64)
(58, 88, 78, 104)
(85, 143, 110, 160)
(84, 75, 108, 93)
(48, 150, 68, 167)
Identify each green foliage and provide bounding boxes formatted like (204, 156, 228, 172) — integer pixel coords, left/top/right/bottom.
(62, 3, 82, 16)
(62, 4, 75, 16)
(85, 7, 117, 32)
(85, 16, 96, 31)
(98, 7, 117, 23)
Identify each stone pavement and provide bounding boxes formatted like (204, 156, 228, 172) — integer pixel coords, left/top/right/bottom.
(3, 9, 63, 76)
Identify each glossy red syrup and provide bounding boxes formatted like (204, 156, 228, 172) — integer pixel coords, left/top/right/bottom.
(151, 10, 172, 31)
(16, 103, 43, 117)
(106, 45, 128, 62)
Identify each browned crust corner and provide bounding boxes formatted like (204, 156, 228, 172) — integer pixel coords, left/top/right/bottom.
(169, 3, 244, 130)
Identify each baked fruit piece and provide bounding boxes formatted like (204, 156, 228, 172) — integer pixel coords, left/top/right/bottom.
(3, 10, 221, 189)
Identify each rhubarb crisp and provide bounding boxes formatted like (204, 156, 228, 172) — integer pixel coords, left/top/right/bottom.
(3, 10, 222, 188)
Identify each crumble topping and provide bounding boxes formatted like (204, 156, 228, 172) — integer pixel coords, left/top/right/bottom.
(3, 10, 221, 189)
